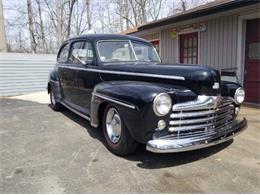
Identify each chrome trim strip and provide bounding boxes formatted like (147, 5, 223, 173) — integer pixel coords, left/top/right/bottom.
(172, 95, 234, 111)
(92, 92, 136, 110)
(170, 110, 215, 118)
(90, 122, 99, 128)
(58, 65, 185, 81)
(49, 79, 59, 84)
(60, 102, 90, 121)
(169, 123, 213, 132)
(129, 40, 138, 60)
(169, 116, 215, 125)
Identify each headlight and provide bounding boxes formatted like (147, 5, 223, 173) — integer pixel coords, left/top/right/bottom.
(153, 93, 172, 116)
(234, 87, 245, 104)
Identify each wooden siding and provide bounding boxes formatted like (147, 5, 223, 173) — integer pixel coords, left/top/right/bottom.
(0, 53, 56, 96)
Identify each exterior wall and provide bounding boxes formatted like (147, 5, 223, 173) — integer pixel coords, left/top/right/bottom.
(131, 4, 260, 85)
(199, 15, 238, 69)
(0, 53, 56, 96)
(159, 14, 239, 70)
(160, 28, 179, 63)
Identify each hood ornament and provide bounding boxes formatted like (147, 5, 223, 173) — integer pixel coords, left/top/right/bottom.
(213, 96, 223, 109)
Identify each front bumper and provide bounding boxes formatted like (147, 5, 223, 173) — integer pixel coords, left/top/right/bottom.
(146, 117, 247, 153)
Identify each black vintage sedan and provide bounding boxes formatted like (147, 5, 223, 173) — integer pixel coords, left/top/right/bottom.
(47, 34, 247, 156)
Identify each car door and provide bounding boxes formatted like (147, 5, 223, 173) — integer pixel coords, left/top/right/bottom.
(68, 40, 100, 113)
(74, 41, 100, 112)
(57, 43, 73, 102)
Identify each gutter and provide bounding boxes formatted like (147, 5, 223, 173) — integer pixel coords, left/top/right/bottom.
(139, 0, 259, 31)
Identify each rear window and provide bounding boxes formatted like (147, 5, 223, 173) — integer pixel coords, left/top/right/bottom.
(57, 44, 70, 63)
(68, 41, 94, 64)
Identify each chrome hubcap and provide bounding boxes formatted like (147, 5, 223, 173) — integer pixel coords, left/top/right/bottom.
(51, 90, 56, 105)
(105, 107, 122, 144)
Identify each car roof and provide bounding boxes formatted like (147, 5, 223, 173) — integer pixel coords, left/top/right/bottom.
(64, 34, 151, 44)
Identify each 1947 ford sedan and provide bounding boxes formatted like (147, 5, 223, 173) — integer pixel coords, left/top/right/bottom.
(47, 34, 247, 156)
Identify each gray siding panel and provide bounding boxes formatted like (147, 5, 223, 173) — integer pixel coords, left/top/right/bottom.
(158, 14, 239, 70)
(0, 53, 56, 96)
(199, 14, 239, 69)
(161, 28, 178, 63)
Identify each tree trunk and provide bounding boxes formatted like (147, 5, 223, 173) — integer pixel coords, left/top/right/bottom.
(0, 0, 7, 52)
(27, 0, 37, 53)
(56, 0, 62, 45)
(181, 0, 187, 11)
(67, 0, 77, 38)
(86, 0, 91, 30)
(36, 0, 46, 52)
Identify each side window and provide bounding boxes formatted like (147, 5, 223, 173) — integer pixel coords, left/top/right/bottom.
(69, 41, 94, 65)
(57, 44, 69, 63)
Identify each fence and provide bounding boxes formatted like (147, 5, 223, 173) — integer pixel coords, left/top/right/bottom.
(0, 52, 56, 96)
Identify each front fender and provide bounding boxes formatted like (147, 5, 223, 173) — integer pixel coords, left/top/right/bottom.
(221, 81, 242, 104)
(91, 81, 197, 143)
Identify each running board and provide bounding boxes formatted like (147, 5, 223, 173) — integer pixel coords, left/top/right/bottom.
(60, 102, 90, 121)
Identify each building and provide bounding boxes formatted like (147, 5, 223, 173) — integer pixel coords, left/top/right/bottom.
(123, 0, 260, 105)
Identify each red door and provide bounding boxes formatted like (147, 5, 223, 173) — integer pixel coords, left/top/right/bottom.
(180, 32, 198, 64)
(244, 19, 260, 104)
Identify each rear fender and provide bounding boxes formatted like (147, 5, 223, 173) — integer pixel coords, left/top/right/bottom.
(47, 69, 62, 102)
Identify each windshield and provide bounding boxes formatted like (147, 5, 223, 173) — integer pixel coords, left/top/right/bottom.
(97, 40, 160, 63)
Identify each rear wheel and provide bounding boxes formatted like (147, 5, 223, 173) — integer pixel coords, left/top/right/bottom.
(50, 87, 62, 111)
(102, 105, 139, 156)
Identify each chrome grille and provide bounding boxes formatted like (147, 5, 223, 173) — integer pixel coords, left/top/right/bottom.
(168, 96, 235, 138)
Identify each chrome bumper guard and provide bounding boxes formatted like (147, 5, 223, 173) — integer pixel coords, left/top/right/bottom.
(146, 117, 247, 153)
(146, 96, 247, 153)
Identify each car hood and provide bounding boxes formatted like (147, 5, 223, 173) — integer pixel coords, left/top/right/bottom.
(100, 62, 221, 96)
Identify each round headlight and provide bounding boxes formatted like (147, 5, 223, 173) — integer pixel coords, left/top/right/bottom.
(153, 93, 172, 116)
(234, 87, 245, 104)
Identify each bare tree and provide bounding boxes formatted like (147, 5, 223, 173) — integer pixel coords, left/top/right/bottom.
(2, 0, 214, 53)
(180, 0, 187, 11)
(147, 0, 163, 20)
(86, 0, 91, 30)
(136, 0, 148, 23)
(55, 0, 63, 45)
(35, 0, 46, 52)
(0, 0, 7, 52)
(128, 0, 149, 26)
(73, 0, 92, 35)
(26, 0, 37, 53)
(66, 0, 77, 38)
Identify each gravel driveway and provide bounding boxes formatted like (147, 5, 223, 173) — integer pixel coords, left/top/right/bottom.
(0, 92, 260, 193)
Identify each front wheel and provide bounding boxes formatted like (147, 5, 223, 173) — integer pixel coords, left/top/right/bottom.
(50, 87, 62, 111)
(102, 105, 139, 156)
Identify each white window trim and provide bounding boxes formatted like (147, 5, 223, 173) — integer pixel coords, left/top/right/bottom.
(177, 29, 201, 64)
(237, 12, 260, 86)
